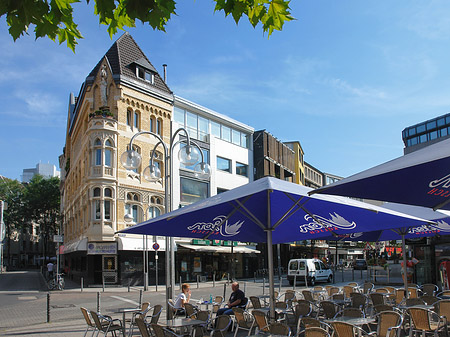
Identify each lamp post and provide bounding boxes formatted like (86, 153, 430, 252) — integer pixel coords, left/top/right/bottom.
(120, 127, 210, 318)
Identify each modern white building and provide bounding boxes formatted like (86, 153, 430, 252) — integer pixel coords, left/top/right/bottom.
(22, 163, 60, 183)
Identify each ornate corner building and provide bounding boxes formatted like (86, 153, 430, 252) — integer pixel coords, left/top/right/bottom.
(59, 33, 173, 285)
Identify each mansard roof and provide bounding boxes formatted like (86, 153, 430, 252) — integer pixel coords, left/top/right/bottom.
(87, 32, 171, 95)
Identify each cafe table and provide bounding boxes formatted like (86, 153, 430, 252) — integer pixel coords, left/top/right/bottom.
(325, 317, 375, 336)
(109, 307, 141, 337)
(160, 318, 206, 334)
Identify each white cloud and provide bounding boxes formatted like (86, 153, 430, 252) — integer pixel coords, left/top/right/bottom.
(325, 78, 387, 100)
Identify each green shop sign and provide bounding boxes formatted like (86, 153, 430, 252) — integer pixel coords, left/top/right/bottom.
(192, 239, 211, 245)
(223, 241, 238, 246)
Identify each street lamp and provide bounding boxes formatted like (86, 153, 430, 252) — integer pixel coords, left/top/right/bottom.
(120, 127, 210, 318)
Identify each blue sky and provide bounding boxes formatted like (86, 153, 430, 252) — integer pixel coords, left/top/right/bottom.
(1, 1, 450, 181)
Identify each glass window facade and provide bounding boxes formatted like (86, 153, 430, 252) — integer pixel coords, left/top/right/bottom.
(403, 113, 450, 148)
(180, 177, 208, 204)
(217, 156, 231, 172)
(236, 162, 248, 177)
(175, 105, 251, 148)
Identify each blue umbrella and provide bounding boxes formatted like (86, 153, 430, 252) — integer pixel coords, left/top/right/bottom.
(313, 202, 450, 292)
(310, 137, 450, 211)
(118, 177, 433, 318)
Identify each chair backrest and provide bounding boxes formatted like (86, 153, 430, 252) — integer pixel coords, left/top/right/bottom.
(141, 302, 150, 312)
(184, 302, 197, 318)
(405, 298, 425, 307)
(337, 308, 363, 318)
(196, 310, 210, 322)
(214, 315, 232, 332)
(385, 286, 395, 294)
(294, 301, 312, 318)
(422, 284, 438, 296)
(314, 286, 324, 291)
(135, 318, 151, 337)
(249, 296, 262, 309)
(363, 282, 374, 294)
(408, 287, 419, 299)
(320, 301, 338, 319)
(80, 307, 94, 328)
(347, 282, 358, 288)
(302, 290, 314, 302)
(376, 311, 402, 337)
(408, 307, 432, 331)
(437, 299, 450, 319)
(373, 304, 394, 315)
(331, 321, 357, 337)
(149, 304, 163, 324)
(232, 307, 247, 326)
(252, 309, 270, 332)
(90, 311, 108, 332)
(300, 317, 321, 329)
(375, 288, 389, 294)
(331, 293, 344, 301)
(269, 322, 290, 336)
(275, 301, 288, 309)
(168, 299, 177, 314)
(370, 293, 386, 306)
(395, 289, 406, 304)
(350, 292, 366, 309)
(305, 327, 330, 337)
(329, 287, 340, 297)
(151, 323, 167, 337)
(343, 285, 354, 298)
(420, 295, 439, 306)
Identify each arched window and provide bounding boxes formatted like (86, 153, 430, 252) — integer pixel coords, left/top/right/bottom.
(93, 187, 101, 220)
(156, 118, 162, 136)
(150, 115, 156, 133)
(127, 109, 132, 127)
(105, 139, 113, 167)
(134, 111, 140, 129)
(94, 139, 102, 166)
(104, 188, 112, 220)
(148, 206, 161, 219)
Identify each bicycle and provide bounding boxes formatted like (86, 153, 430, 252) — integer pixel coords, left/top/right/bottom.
(48, 273, 65, 290)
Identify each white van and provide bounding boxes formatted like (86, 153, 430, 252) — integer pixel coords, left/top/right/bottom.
(287, 258, 333, 286)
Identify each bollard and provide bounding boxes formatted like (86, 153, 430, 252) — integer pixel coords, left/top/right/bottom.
(341, 267, 344, 282)
(263, 278, 266, 295)
(139, 290, 143, 307)
(227, 273, 230, 284)
(47, 292, 50, 323)
(279, 277, 282, 293)
(81, 277, 84, 292)
(352, 268, 354, 281)
(197, 275, 200, 289)
(102, 276, 105, 292)
(223, 283, 227, 300)
(304, 273, 308, 288)
(254, 272, 256, 283)
(97, 292, 101, 313)
(360, 269, 363, 280)
(244, 281, 247, 294)
(128, 279, 130, 292)
(293, 274, 297, 291)
(180, 276, 182, 290)
(213, 272, 216, 287)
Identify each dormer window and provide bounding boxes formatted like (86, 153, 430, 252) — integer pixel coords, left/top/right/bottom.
(136, 66, 154, 84)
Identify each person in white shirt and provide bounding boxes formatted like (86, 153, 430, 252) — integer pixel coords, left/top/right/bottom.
(47, 262, 54, 279)
(174, 283, 191, 316)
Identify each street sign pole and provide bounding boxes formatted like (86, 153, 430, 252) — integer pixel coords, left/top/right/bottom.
(153, 242, 160, 292)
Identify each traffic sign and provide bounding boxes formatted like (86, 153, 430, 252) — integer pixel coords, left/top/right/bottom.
(153, 243, 160, 251)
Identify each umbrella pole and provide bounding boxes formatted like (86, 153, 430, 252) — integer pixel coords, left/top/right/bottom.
(266, 229, 276, 322)
(401, 234, 409, 299)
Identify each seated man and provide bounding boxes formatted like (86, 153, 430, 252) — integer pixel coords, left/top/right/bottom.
(217, 281, 247, 316)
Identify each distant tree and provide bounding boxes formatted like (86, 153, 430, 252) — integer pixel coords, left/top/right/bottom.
(0, 0, 294, 51)
(22, 175, 60, 263)
(0, 177, 25, 266)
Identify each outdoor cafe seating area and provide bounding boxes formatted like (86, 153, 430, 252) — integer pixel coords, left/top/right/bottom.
(80, 281, 450, 337)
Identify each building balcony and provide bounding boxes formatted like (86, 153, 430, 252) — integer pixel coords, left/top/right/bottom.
(90, 166, 115, 178)
(88, 113, 118, 132)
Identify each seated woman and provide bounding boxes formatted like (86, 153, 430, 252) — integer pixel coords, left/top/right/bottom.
(174, 283, 191, 316)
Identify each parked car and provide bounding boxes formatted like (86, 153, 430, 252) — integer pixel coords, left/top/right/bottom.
(353, 259, 367, 270)
(287, 258, 333, 286)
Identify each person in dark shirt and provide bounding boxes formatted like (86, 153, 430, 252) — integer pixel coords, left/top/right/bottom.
(217, 281, 247, 315)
